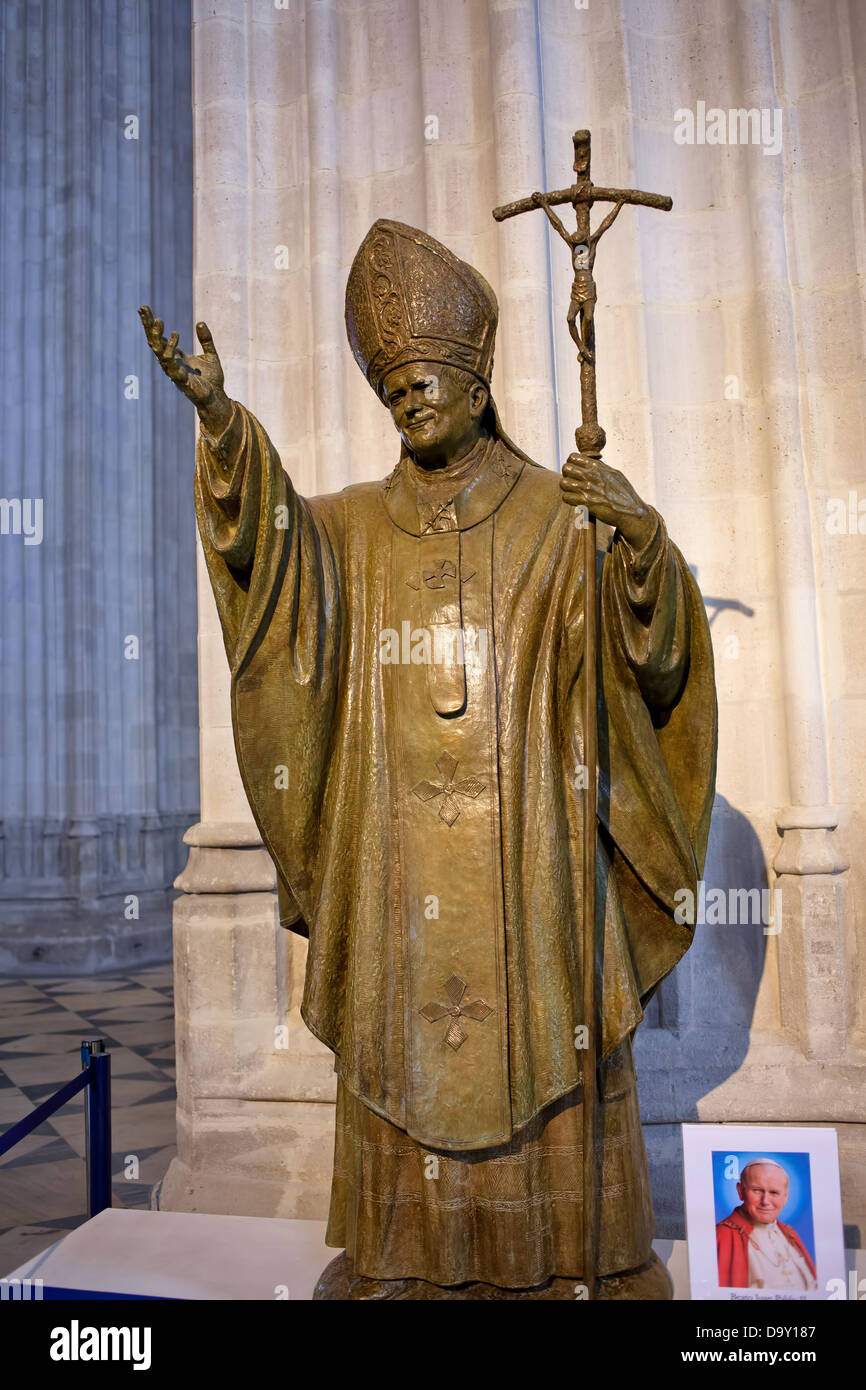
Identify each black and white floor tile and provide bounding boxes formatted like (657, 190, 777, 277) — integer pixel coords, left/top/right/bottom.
(0, 965, 176, 1277)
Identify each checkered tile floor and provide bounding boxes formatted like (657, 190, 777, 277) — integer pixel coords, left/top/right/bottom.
(0, 965, 176, 1277)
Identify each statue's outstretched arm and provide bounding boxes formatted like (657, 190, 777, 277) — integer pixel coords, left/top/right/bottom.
(141, 306, 269, 574)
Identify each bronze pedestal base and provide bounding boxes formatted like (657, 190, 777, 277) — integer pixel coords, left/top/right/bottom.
(313, 1251, 673, 1300)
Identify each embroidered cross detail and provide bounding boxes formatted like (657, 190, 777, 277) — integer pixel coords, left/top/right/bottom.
(420, 973, 494, 1051)
(424, 558, 456, 588)
(405, 562, 475, 591)
(419, 498, 457, 533)
(411, 752, 486, 826)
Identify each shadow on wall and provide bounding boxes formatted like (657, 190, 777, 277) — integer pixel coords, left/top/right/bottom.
(637, 793, 771, 1238)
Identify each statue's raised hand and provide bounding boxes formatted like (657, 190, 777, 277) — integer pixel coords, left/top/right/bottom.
(139, 307, 232, 436)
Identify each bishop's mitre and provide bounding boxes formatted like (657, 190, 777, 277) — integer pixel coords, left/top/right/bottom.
(345, 219, 498, 397)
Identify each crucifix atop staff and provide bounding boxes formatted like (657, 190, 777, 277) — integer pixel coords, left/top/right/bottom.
(494, 129, 672, 461)
(493, 129, 673, 1301)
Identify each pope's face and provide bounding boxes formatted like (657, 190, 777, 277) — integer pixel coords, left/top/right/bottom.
(383, 361, 484, 468)
(737, 1165, 788, 1225)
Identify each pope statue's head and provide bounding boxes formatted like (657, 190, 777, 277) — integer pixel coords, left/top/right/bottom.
(345, 220, 500, 471)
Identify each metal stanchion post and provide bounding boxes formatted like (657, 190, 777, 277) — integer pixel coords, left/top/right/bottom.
(81, 1038, 112, 1217)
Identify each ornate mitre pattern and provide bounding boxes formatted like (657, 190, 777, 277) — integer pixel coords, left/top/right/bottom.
(345, 219, 498, 395)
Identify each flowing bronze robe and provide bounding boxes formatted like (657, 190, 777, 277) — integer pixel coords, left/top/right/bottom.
(195, 400, 716, 1285)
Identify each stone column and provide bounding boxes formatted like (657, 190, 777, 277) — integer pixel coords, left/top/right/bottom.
(0, 0, 198, 974)
(157, 2, 336, 1219)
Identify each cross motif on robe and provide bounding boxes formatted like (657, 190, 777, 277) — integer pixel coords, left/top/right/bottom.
(423, 558, 457, 588)
(419, 498, 457, 533)
(419, 973, 494, 1051)
(411, 751, 486, 826)
(405, 562, 475, 591)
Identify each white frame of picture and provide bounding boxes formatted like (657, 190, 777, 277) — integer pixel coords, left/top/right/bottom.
(682, 1124, 846, 1301)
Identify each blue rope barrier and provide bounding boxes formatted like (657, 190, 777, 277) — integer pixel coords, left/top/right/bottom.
(0, 1037, 113, 1218)
(0, 1070, 89, 1156)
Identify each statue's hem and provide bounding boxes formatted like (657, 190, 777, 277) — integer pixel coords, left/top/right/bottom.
(312, 1250, 673, 1301)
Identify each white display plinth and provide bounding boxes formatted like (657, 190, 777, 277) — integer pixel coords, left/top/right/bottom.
(4, 1208, 332, 1301)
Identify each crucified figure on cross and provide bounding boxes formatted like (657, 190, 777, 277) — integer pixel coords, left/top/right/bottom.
(530, 190, 625, 366)
(494, 128, 672, 461)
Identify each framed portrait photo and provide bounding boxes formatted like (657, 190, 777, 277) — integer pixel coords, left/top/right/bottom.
(682, 1125, 846, 1301)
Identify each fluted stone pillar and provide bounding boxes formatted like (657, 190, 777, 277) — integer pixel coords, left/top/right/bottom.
(774, 808, 848, 1061)
(0, 0, 198, 974)
(157, 2, 337, 1218)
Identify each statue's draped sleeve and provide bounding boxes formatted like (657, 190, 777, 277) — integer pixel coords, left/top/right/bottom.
(194, 400, 342, 935)
(592, 513, 716, 1016)
(490, 462, 716, 1089)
